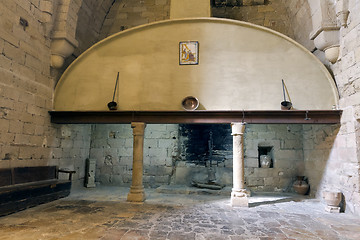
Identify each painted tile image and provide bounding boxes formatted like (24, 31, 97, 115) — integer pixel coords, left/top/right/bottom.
(179, 41, 199, 65)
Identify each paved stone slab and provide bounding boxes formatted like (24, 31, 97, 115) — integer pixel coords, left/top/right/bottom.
(0, 186, 359, 239)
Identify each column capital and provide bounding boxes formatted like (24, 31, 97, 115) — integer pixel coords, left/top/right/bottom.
(231, 122, 246, 136)
(131, 122, 146, 136)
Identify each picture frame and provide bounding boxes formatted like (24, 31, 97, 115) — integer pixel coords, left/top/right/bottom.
(179, 41, 199, 65)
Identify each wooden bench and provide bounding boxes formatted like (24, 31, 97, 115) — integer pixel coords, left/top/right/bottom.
(0, 166, 75, 217)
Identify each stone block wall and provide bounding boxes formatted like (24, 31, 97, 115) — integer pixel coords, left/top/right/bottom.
(0, 1, 91, 187)
(244, 124, 303, 192)
(91, 124, 178, 188)
(49, 125, 91, 187)
(327, 0, 360, 215)
(280, 0, 315, 51)
(91, 123, 306, 193)
(74, 0, 115, 56)
(1, 0, 360, 216)
(99, 0, 171, 39)
(302, 124, 340, 198)
(212, 0, 295, 39)
(0, 1, 54, 169)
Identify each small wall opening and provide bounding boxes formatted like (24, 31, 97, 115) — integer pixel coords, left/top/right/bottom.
(258, 146, 273, 168)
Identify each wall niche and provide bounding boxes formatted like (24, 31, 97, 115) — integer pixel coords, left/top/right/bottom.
(258, 146, 273, 168)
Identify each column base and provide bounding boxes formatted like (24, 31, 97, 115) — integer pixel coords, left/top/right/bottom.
(231, 189, 250, 207)
(127, 186, 145, 202)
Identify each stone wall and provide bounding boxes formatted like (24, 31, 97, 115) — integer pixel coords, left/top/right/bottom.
(173, 124, 304, 192)
(49, 125, 91, 187)
(58, 0, 115, 76)
(211, 0, 316, 51)
(0, 1, 54, 169)
(74, 0, 115, 56)
(99, 0, 171, 39)
(1, 0, 360, 216)
(327, 0, 360, 215)
(212, 0, 295, 39)
(91, 124, 178, 188)
(302, 124, 340, 197)
(244, 124, 304, 192)
(91, 123, 306, 193)
(0, 1, 91, 187)
(280, 0, 315, 51)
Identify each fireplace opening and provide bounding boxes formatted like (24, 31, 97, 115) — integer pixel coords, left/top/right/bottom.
(179, 124, 232, 166)
(176, 124, 233, 189)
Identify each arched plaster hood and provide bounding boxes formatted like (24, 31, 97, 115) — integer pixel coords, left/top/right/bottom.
(51, 0, 340, 124)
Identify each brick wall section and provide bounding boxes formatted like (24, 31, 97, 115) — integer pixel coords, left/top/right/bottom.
(99, 0, 170, 39)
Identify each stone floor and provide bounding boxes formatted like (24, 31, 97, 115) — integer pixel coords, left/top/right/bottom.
(0, 186, 360, 240)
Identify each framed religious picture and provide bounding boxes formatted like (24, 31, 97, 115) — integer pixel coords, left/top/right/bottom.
(179, 41, 199, 65)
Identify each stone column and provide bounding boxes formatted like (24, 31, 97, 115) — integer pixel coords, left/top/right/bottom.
(127, 122, 146, 202)
(231, 122, 249, 207)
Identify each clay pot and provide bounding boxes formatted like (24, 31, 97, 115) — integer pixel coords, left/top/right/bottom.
(182, 96, 199, 111)
(323, 191, 342, 207)
(260, 155, 271, 168)
(293, 176, 309, 195)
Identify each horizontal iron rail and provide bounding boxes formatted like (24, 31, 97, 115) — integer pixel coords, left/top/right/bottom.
(49, 110, 342, 124)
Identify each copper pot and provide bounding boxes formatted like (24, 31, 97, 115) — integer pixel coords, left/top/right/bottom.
(182, 96, 199, 111)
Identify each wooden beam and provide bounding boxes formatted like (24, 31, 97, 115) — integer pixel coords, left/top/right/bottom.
(49, 110, 342, 124)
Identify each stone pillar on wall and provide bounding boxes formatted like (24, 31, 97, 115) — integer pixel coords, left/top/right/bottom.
(231, 122, 249, 207)
(127, 122, 146, 202)
(50, 0, 82, 68)
(309, 0, 341, 64)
